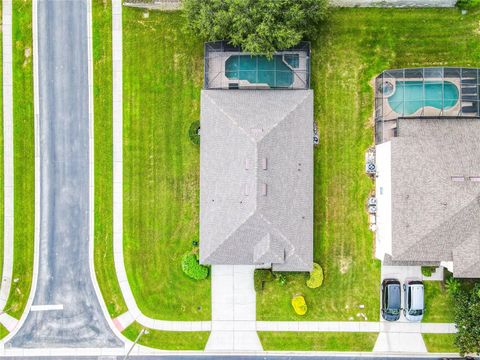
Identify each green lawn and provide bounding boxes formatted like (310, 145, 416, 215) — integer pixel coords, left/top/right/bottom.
(423, 333, 459, 353)
(423, 281, 454, 323)
(5, 0, 34, 320)
(122, 322, 209, 350)
(92, 0, 128, 318)
(122, 9, 210, 320)
(259, 332, 378, 352)
(257, 7, 480, 322)
(0, 323, 8, 341)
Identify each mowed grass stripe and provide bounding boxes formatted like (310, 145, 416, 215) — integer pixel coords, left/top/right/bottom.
(122, 321, 209, 350)
(123, 9, 210, 320)
(92, 0, 128, 318)
(423, 333, 459, 353)
(6, 0, 34, 319)
(259, 332, 379, 352)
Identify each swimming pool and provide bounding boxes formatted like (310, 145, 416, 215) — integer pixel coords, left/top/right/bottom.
(225, 55, 294, 88)
(387, 81, 459, 115)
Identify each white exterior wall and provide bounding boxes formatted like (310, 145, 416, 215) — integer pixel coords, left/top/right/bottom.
(375, 141, 392, 260)
(441, 261, 454, 273)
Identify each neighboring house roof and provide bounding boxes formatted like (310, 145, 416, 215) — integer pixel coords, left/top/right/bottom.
(390, 118, 480, 277)
(199, 90, 313, 271)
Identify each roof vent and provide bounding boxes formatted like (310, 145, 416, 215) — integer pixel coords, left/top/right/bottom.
(245, 159, 250, 170)
(244, 184, 249, 196)
(451, 176, 465, 182)
(469, 176, 480, 182)
(262, 158, 268, 170)
(262, 183, 267, 196)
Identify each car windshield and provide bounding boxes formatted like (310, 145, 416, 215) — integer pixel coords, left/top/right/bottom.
(386, 308, 400, 315)
(409, 309, 423, 316)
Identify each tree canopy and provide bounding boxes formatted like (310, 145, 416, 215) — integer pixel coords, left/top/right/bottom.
(452, 283, 480, 356)
(183, 0, 329, 57)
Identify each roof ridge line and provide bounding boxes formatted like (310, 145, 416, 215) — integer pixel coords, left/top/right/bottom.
(203, 207, 258, 263)
(257, 90, 312, 141)
(203, 91, 256, 145)
(396, 195, 480, 260)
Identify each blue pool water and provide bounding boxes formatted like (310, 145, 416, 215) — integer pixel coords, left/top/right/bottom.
(388, 81, 459, 115)
(225, 55, 294, 88)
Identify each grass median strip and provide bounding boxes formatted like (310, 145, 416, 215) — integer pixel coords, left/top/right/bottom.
(123, 9, 210, 321)
(122, 322, 209, 350)
(423, 333, 459, 353)
(92, 0, 128, 318)
(259, 332, 378, 352)
(257, 7, 480, 322)
(5, 0, 34, 320)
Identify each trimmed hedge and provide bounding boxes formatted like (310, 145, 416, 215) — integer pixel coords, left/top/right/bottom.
(188, 121, 200, 145)
(306, 263, 324, 289)
(181, 253, 209, 280)
(456, 0, 480, 9)
(421, 266, 437, 277)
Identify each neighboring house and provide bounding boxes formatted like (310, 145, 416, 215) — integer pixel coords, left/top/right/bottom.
(374, 67, 480, 278)
(199, 42, 314, 271)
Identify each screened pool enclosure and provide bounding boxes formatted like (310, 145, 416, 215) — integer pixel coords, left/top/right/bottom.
(204, 41, 310, 90)
(375, 67, 480, 143)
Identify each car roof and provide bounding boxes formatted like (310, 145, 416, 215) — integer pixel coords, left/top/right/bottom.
(409, 283, 424, 310)
(387, 283, 401, 308)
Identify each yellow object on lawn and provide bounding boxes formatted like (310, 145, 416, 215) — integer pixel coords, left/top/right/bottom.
(291, 295, 308, 315)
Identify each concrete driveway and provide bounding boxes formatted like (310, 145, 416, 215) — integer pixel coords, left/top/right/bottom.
(8, 0, 121, 348)
(374, 265, 426, 353)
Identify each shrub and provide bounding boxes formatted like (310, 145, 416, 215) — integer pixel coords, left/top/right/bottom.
(421, 266, 437, 277)
(291, 294, 307, 315)
(273, 272, 288, 286)
(254, 269, 274, 292)
(306, 263, 324, 289)
(452, 283, 480, 355)
(456, 0, 480, 9)
(181, 253, 209, 280)
(445, 277, 461, 296)
(188, 121, 200, 145)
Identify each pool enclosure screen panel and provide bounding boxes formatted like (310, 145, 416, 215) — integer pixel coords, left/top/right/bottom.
(204, 41, 310, 90)
(375, 67, 480, 143)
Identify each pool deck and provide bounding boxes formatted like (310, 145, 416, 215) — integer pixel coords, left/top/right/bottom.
(205, 51, 309, 90)
(376, 77, 465, 143)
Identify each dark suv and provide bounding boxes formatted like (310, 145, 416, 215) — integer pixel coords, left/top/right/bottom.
(381, 279, 401, 321)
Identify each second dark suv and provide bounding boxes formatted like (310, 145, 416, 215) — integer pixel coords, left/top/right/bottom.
(381, 279, 401, 321)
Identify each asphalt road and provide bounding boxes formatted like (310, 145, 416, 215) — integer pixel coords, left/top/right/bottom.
(8, 0, 122, 348)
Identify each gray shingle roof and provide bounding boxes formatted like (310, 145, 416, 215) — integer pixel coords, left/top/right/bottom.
(199, 90, 313, 271)
(390, 118, 480, 277)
